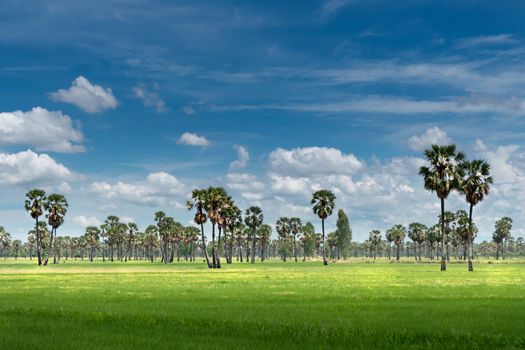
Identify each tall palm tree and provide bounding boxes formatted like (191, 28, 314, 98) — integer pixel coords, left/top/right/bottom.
(44, 193, 68, 265)
(458, 159, 492, 271)
(387, 224, 406, 261)
(244, 206, 263, 264)
(154, 211, 169, 263)
(85, 226, 100, 262)
(369, 230, 382, 260)
(24, 189, 47, 265)
(275, 217, 290, 261)
(311, 189, 336, 266)
(289, 217, 302, 262)
(408, 223, 427, 261)
(258, 224, 272, 261)
(419, 144, 464, 271)
(187, 189, 212, 268)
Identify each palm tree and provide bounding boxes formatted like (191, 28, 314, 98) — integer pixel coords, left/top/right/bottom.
(85, 226, 100, 262)
(311, 189, 336, 266)
(493, 217, 512, 260)
(244, 206, 263, 264)
(408, 223, 427, 261)
(24, 189, 47, 265)
(258, 224, 272, 261)
(458, 159, 493, 271)
(419, 144, 465, 271)
(369, 230, 382, 259)
(44, 193, 68, 265)
(289, 217, 302, 262)
(387, 224, 406, 260)
(187, 189, 211, 268)
(154, 211, 169, 263)
(275, 217, 290, 261)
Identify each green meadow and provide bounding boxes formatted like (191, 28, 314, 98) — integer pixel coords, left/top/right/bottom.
(1, 260, 524, 349)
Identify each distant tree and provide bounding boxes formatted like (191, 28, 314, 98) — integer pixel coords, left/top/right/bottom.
(493, 217, 512, 260)
(85, 226, 100, 262)
(408, 223, 427, 261)
(44, 193, 68, 265)
(187, 189, 211, 268)
(419, 144, 465, 271)
(369, 230, 381, 259)
(301, 222, 316, 261)
(258, 224, 272, 261)
(244, 206, 263, 264)
(24, 189, 47, 265)
(387, 224, 406, 260)
(459, 159, 493, 271)
(311, 190, 336, 266)
(289, 217, 302, 262)
(335, 209, 352, 259)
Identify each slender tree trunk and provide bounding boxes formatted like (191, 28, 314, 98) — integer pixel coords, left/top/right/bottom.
(217, 226, 222, 268)
(200, 223, 211, 268)
(251, 230, 256, 264)
(396, 242, 400, 260)
(294, 235, 297, 262)
(53, 228, 58, 264)
(35, 217, 42, 265)
(440, 197, 447, 271)
(322, 219, 328, 265)
(468, 203, 474, 271)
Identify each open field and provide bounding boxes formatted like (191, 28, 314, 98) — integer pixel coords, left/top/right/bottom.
(1, 260, 524, 349)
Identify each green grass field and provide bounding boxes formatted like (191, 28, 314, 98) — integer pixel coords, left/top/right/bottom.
(1, 259, 524, 349)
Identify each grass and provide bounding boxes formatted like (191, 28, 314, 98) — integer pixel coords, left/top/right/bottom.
(1, 259, 524, 349)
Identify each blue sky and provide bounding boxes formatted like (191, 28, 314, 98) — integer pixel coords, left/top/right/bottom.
(1, 0, 525, 241)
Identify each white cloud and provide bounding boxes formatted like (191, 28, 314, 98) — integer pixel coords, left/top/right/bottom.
(132, 85, 167, 112)
(320, 0, 352, 19)
(226, 173, 265, 192)
(89, 172, 186, 206)
(0, 107, 84, 153)
(229, 145, 249, 169)
(407, 126, 453, 151)
(73, 215, 101, 228)
(177, 132, 210, 147)
(456, 34, 518, 48)
(269, 146, 363, 176)
(49, 76, 118, 113)
(0, 149, 74, 186)
(183, 106, 195, 115)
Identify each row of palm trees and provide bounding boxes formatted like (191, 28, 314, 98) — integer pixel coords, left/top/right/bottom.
(24, 189, 68, 265)
(15, 143, 493, 271)
(419, 144, 492, 271)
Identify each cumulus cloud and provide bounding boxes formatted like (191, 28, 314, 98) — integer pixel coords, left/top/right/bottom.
(177, 132, 210, 147)
(407, 126, 453, 151)
(0, 107, 84, 153)
(73, 215, 101, 228)
(89, 172, 186, 206)
(0, 150, 74, 186)
(229, 145, 249, 169)
(49, 76, 118, 113)
(269, 146, 363, 176)
(132, 84, 167, 112)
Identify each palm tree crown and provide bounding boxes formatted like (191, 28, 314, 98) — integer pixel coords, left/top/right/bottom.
(419, 144, 465, 199)
(458, 159, 492, 206)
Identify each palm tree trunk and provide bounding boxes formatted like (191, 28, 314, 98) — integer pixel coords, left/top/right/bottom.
(440, 197, 447, 271)
(251, 230, 256, 264)
(200, 223, 211, 268)
(468, 203, 474, 272)
(35, 217, 42, 265)
(211, 223, 217, 268)
(294, 235, 297, 262)
(322, 218, 328, 265)
(217, 226, 222, 268)
(396, 242, 400, 260)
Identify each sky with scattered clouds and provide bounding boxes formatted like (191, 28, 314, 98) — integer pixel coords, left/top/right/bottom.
(1, 0, 525, 241)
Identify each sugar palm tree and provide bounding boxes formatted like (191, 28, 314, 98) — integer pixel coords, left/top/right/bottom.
(258, 224, 272, 261)
(244, 206, 263, 264)
(369, 230, 382, 260)
(155, 211, 169, 263)
(187, 189, 211, 268)
(311, 189, 336, 266)
(419, 144, 464, 271)
(458, 159, 492, 271)
(289, 217, 302, 262)
(275, 217, 290, 261)
(408, 223, 427, 261)
(387, 224, 406, 260)
(24, 189, 47, 265)
(85, 226, 100, 262)
(44, 193, 68, 265)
